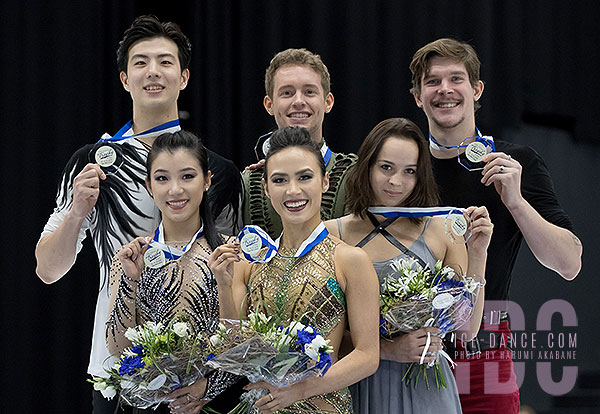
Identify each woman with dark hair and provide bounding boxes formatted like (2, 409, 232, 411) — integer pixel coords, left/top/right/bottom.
(325, 118, 492, 413)
(210, 126, 380, 413)
(106, 130, 240, 413)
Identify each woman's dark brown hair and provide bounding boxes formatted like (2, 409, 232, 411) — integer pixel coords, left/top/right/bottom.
(345, 118, 440, 223)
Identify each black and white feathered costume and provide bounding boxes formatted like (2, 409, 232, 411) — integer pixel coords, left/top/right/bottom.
(40, 130, 241, 377)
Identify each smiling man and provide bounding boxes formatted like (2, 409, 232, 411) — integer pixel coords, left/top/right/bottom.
(35, 15, 241, 413)
(410, 38, 582, 414)
(242, 48, 357, 238)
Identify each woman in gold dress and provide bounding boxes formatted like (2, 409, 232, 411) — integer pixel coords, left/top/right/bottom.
(210, 126, 380, 413)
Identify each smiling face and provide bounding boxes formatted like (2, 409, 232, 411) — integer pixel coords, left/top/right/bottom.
(413, 56, 483, 132)
(263, 64, 334, 142)
(120, 36, 189, 113)
(146, 149, 210, 232)
(369, 136, 419, 207)
(263, 146, 329, 226)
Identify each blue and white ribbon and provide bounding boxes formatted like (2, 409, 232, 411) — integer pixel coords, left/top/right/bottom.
(98, 119, 181, 143)
(369, 207, 471, 242)
(148, 222, 204, 261)
(429, 127, 495, 152)
(238, 222, 329, 263)
(238, 225, 279, 263)
(368, 206, 464, 218)
(320, 141, 332, 166)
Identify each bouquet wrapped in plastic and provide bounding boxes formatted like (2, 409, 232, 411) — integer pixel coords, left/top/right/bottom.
(206, 312, 334, 413)
(89, 320, 223, 409)
(379, 258, 482, 390)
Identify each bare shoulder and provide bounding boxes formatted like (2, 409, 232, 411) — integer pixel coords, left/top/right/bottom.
(326, 214, 366, 242)
(324, 218, 340, 237)
(425, 217, 452, 244)
(422, 216, 455, 260)
(334, 241, 372, 268)
(333, 239, 378, 295)
(324, 214, 352, 237)
(428, 216, 446, 233)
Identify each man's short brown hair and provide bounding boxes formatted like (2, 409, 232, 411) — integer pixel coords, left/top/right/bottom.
(409, 38, 481, 107)
(265, 48, 331, 98)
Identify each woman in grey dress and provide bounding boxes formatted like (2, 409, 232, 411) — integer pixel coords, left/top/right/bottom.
(325, 118, 492, 413)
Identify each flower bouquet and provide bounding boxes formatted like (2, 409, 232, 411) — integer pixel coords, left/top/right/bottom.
(89, 320, 219, 409)
(206, 312, 334, 413)
(379, 258, 482, 390)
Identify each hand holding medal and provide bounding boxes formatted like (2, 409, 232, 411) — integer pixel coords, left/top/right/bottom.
(443, 209, 473, 243)
(87, 142, 125, 176)
(208, 242, 241, 287)
(141, 223, 206, 271)
(480, 152, 523, 209)
(70, 163, 106, 219)
(368, 207, 473, 244)
(118, 236, 151, 280)
(89, 119, 181, 177)
(462, 206, 493, 255)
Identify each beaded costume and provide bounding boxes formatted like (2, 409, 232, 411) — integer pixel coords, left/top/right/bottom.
(106, 237, 236, 403)
(40, 123, 242, 378)
(247, 235, 352, 414)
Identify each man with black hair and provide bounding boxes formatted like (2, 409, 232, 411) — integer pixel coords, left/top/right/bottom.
(35, 15, 241, 413)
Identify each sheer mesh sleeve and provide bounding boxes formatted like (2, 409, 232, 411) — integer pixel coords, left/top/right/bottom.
(105, 250, 139, 356)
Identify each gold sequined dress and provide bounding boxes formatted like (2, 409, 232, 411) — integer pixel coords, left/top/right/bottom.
(247, 235, 353, 414)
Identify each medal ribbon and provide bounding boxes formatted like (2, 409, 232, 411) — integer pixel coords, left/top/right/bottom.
(429, 127, 495, 152)
(320, 141, 332, 166)
(238, 222, 329, 263)
(148, 222, 204, 261)
(98, 119, 180, 143)
(368, 206, 464, 218)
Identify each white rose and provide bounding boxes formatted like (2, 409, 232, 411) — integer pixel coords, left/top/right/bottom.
(303, 342, 320, 360)
(288, 321, 305, 337)
(309, 335, 328, 350)
(173, 322, 189, 338)
(100, 385, 117, 400)
(124, 327, 140, 342)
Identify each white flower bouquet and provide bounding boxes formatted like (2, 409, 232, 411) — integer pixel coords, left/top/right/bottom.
(206, 312, 334, 413)
(89, 320, 218, 409)
(379, 258, 482, 390)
